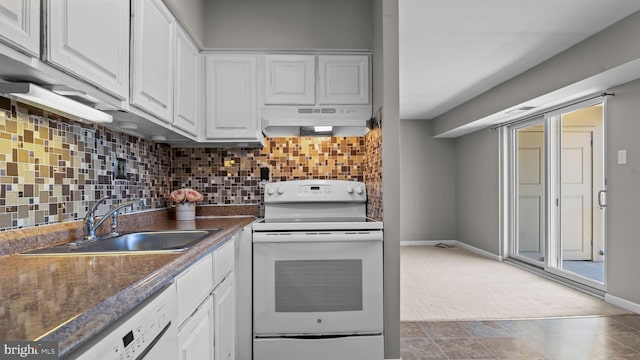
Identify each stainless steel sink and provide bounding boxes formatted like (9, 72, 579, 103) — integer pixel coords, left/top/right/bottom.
(20, 229, 221, 256)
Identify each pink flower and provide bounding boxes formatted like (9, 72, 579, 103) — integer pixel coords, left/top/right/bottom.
(185, 189, 204, 202)
(169, 188, 203, 203)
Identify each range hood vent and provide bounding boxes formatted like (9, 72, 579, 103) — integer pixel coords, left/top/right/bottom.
(261, 106, 372, 137)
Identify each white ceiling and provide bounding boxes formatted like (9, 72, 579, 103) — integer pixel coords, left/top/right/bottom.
(399, 0, 640, 120)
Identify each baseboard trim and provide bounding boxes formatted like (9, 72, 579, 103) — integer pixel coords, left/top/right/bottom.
(400, 240, 456, 246)
(605, 294, 640, 314)
(455, 241, 503, 261)
(400, 240, 503, 261)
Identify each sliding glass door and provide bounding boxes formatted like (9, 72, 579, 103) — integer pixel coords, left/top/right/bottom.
(508, 99, 606, 288)
(512, 118, 546, 265)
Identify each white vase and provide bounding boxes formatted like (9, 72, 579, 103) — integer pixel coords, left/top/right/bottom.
(175, 202, 196, 221)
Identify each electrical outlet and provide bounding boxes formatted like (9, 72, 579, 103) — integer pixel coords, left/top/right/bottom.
(115, 158, 127, 179)
(260, 167, 270, 182)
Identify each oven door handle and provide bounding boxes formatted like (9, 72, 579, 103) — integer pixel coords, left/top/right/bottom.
(253, 232, 383, 243)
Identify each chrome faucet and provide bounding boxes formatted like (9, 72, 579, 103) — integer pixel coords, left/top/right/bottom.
(82, 197, 146, 241)
(83, 196, 110, 241)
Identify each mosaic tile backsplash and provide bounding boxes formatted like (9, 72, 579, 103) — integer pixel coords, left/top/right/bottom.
(0, 98, 383, 231)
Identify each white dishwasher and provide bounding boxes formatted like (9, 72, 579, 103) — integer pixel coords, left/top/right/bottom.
(69, 282, 178, 360)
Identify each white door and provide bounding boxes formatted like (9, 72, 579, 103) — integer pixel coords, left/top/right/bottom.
(173, 27, 201, 135)
(253, 236, 383, 335)
(46, 0, 129, 99)
(264, 55, 316, 105)
(515, 124, 545, 262)
(205, 55, 262, 141)
(0, 0, 39, 56)
(561, 130, 593, 261)
(317, 55, 369, 105)
(213, 275, 235, 360)
(178, 296, 215, 360)
(132, 0, 175, 122)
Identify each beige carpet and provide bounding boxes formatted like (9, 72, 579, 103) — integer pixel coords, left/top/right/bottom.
(401, 245, 630, 322)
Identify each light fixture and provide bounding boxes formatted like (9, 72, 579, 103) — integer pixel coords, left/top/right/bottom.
(314, 126, 333, 132)
(0, 83, 113, 123)
(119, 122, 138, 130)
(151, 135, 167, 141)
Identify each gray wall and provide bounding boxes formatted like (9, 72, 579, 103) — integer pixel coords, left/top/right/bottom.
(373, 0, 400, 357)
(203, 0, 373, 49)
(605, 78, 640, 305)
(430, 9, 640, 306)
(400, 120, 456, 241)
(455, 129, 501, 255)
(432, 10, 640, 136)
(163, 0, 206, 46)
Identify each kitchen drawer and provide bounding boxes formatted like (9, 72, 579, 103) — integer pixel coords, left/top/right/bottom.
(176, 253, 214, 326)
(213, 238, 235, 286)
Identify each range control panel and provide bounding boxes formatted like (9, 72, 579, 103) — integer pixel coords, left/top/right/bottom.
(264, 180, 366, 203)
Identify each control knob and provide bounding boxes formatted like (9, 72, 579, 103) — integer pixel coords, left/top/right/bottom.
(346, 186, 354, 194)
(356, 186, 364, 195)
(277, 186, 284, 195)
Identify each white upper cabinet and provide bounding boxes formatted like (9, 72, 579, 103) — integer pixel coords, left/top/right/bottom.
(205, 54, 263, 143)
(0, 0, 39, 56)
(132, 0, 175, 123)
(173, 27, 201, 135)
(264, 55, 315, 105)
(318, 55, 370, 105)
(46, 0, 129, 100)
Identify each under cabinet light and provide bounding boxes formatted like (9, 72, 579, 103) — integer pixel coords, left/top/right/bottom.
(314, 126, 333, 132)
(0, 83, 113, 123)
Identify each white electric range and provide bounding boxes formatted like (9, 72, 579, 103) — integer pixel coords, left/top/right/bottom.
(251, 180, 383, 360)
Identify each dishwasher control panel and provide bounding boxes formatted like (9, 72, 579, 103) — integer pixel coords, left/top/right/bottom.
(70, 283, 177, 360)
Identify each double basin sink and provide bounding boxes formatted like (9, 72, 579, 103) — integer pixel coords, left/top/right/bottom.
(21, 229, 221, 256)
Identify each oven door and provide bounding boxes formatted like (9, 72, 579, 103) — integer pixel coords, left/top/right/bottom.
(253, 231, 383, 336)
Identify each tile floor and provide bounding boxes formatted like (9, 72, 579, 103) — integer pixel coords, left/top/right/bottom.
(401, 314, 640, 359)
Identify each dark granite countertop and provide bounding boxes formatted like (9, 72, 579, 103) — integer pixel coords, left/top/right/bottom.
(0, 210, 256, 358)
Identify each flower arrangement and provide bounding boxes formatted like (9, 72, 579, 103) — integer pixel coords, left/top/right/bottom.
(169, 188, 204, 204)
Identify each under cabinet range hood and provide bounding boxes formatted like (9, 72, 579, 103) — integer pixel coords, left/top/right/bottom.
(261, 105, 372, 137)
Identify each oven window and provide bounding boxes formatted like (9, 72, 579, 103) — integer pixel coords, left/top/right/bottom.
(274, 259, 363, 312)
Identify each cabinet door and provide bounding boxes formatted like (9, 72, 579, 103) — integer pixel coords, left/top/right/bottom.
(214, 274, 235, 360)
(46, 0, 129, 99)
(174, 27, 201, 135)
(205, 55, 262, 141)
(176, 253, 214, 326)
(132, 0, 175, 122)
(236, 225, 253, 360)
(214, 238, 235, 287)
(0, 0, 39, 56)
(178, 296, 215, 360)
(264, 55, 315, 105)
(318, 55, 370, 105)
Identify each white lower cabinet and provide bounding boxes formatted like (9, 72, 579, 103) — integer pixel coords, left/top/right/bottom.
(178, 296, 215, 360)
(176, 237, 236, 360)
(213, 274, 235, 360)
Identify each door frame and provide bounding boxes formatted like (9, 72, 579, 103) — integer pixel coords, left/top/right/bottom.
(500, 96, 607, 291)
